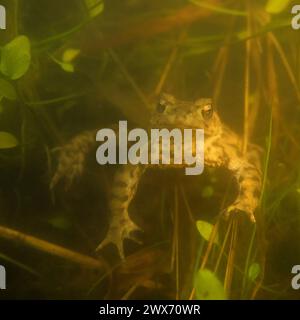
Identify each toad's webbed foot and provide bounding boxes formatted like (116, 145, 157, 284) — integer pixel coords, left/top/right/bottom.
(96, 212, 143, 260)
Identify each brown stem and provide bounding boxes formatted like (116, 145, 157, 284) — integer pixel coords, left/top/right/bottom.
(0, 225, 105, 270)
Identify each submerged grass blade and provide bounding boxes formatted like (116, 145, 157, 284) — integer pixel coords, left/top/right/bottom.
(224, 217, 238, 296)
(108, 49, 151, 110)
(241, 225, 257, 298)
(269, 33, 300, 102)
(0, 252, 39, 277)
(26, 92, 86, 106)
(190, 0, 246, 16)
(260, 108, 273, 205)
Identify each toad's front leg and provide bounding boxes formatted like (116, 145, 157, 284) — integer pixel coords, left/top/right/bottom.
(225, 147, 262, 222)
(96, 165, 145, 259)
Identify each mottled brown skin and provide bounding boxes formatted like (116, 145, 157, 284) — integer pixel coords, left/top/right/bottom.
(52, 93, 262, 259)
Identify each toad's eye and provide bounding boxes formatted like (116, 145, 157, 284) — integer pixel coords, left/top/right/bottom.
(157, 100, 167, 113)
(201, 103, 213, 120)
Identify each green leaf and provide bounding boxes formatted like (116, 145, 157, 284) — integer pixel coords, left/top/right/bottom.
(60, 62, 75, 73)
(85, 0, 104, 18)
(0, 132, 19, 149)
(0, 36, 31, 80)
(50, 55, 75, 73)
(196, 220, 219, 244)
(248, 263, 261, 282)
(62, 48, 80, 63)
(201, 186, 214, 198)
(265, 0, 291, 14)
(194, 269, 227, 300)
(0, 78, 17, 100)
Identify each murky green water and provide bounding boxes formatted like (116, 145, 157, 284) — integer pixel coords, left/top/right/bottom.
(0, 0, 300, 299)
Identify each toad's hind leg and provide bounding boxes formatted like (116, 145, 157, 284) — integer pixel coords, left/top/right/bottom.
(96, 165, 145, 259)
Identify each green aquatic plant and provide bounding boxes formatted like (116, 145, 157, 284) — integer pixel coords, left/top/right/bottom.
(265, 0, 292, 14)
(194, 269, 227, 300)
(49, 43, 81, 74)
(85, 0, 104, 18)
(0, 35, 31, 80)
(0, 78, 16, 101)
(0, 131, 18, 149)
(0, 35, 31, 101)
(196, 220, 219, 245)
(0, 35, 31, 150)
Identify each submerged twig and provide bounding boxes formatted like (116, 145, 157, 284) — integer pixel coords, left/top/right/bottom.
(0, 225, 105, 270)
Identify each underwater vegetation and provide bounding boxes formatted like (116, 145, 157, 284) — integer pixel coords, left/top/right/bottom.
(0, 0, 300, 299)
